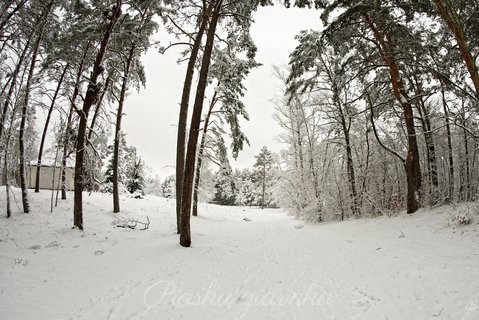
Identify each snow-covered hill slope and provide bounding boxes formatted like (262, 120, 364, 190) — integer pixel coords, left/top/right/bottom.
(1, 190, 479, 320)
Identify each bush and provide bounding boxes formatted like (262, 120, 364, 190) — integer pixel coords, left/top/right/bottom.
(449, 209, 473, 227)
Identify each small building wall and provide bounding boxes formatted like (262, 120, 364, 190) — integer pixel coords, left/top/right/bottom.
(27, 165, 75, 191)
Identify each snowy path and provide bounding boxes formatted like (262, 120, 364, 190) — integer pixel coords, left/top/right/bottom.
(1, 191, 479, 319)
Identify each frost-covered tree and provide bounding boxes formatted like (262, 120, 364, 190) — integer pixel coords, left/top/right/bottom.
(235, 168, 257, 207)
(125, 157, 146, 195)
(192, 41, 259, 216)
(160, 175, 175, 199)
(177, 0, 273, 247)
(73, 0, 124, 229)
(109, 0, 162, 213)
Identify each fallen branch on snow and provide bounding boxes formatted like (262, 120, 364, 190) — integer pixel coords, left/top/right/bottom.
(115, 216, 150, 230)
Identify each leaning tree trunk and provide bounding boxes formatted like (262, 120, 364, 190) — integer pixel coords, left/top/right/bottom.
(61, 41, 91, 200)
(0, 0, 28, 40)
(176, 3, 213, 234)
(112, 47, 135, 213)
(3, 116, 15, 218)
(2, 45, 29, 217)
(88, 72, 112, 141)
(19, 28, 44, 212)
(180, 0, 222, 247)
(364, 14, 421, 213)
(18, 0, 54, 212)
(192, 131, 206, 217)
(60, 106, 73, 200)
(35, 62, 69, 192)
(432, 0, 479, 98)
(0, 29, 32, 146)
(192, 91, 217, 217)
(73, 0, 122, 230)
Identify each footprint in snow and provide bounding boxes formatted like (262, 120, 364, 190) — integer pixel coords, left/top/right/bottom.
(294, 224, 304, 229)
(46, 241, 60, 248)
(94, 250, 105, 256)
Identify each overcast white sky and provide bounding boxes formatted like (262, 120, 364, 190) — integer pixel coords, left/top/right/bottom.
(123, 6, 322, 177)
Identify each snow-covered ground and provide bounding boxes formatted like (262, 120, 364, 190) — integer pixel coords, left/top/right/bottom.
(1, 189, 479, 320)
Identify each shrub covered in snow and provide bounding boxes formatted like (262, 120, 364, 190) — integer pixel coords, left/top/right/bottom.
(449, 209, 473, 227)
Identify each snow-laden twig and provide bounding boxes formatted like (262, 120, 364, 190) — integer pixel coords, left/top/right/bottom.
(115, 216, 150, 230)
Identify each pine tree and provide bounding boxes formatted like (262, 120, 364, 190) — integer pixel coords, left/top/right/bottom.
(254, 146, 274, 209)
(126, 158, 146, 196)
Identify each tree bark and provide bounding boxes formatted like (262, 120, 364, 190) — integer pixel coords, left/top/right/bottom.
(113, 46, 135, 213)
(4, 153, 10, 218)
(61, 42, 91, 200)
(460, 106, 471, 201)
(410, 74, 438, 203)
(176, 3, 213, 234)
(261, 163, 266, 209)
(0, 0, 28, 39)
(35, 62, 69, 192)
(88, 72, 111, 141)
(0, 29, 33, 146)
(19, 1, 53, 213)
(432, 0, 479, 98)
(297, 98, 322, 220)
(364, 14, 421, 213)
(192, 91, 217, 217)
(180, 0, 222, 247)
(441, 86, 455, 202)
(74, 0, 122, 230)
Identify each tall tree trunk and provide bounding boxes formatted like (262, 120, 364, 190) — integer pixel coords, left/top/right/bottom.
(364, 14, 421, 213)
(461, 110, 471, 201)
(176, 3, 213, 234)
(192, 132, 206, 217)
(3, 111, 15, 217)
(61, 105, 73, 200)
(19, 28, 44, 212)
(113, 47, 134, 213)
(88, 72, 111, 141)
(359, 116, 371, 209)
(61, 43, 91, 200)
(3, 75, 19, 218)
(335, 91, 358, 216)
(19, 0, 54, 212)
(74, 0, 122, 230)
(0, 29, 32, 146)
(35, 62, 69, 192)
(321, 56, 359, 216)
(441, 86, 455, 202)
(432, 0, 479, 98)
(180, 0, 222, 247)
(261, 164, 266, 209)
(410, 74, 438, 204)
(4, 153, 11, 218)
(0, 0, 28, 38)
(192, 91, 217, 217)
(293, 95, 322, 219)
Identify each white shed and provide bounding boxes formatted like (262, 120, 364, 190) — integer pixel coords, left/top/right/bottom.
(27, 164, 75, 191)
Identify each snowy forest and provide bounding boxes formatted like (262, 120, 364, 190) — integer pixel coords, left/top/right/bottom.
(2, 1, 479, 318)
(2, 0, 479, 242)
